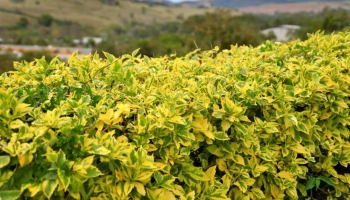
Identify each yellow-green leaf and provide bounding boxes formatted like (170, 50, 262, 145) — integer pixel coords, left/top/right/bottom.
(99, 109, 114, 124)
(147, 188, 164, 200)
(290, 143, 307, 154)
(42, 179, 58, 199)
(86, 166, 102, 178)
(221, 120, 231, 132)
(169, 116, 187, 125)
(233, 154, 245, 165)
(0, 156, 10, 168)
(206, 166, 216, 185)
(277, 171, 294, 179)
(335, 99, 348, 108)
(286, 188, 298, 199)
(134, 182, 146, 196)
(116, 182, 134, 197)
(18, 153, 33, 167)
(0, 190, 21, 200)
(9, 119, 25, 129)
(251, 188, 265, 199)
(203, 131, 215, 140)
(217, 159, 227, 172)
(180, 191, 195, 200)
(25, 183, 42, 197)
(234, 180, 248, 193)
(58, 169, 70, 191)
(255, 165, 268, 173)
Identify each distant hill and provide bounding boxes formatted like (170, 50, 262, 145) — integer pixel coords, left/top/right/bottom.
(165, 0, 350, 14)
(238, 1, 350, 14)
(205, 0, 347, 8)
(0, 0, 221, 29)
(136, 0, 347, 8)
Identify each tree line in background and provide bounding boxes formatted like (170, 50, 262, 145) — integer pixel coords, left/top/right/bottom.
(111, 7, 350, 57)
(0, 7, 350, 73)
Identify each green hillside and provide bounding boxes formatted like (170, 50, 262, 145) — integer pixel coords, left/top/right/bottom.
(0, 0, 223, 30)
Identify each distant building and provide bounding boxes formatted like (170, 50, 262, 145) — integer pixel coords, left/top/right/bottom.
(82, 37, 103, 45)
(261, 25, 301, 42)
(73, 37, 103, 46)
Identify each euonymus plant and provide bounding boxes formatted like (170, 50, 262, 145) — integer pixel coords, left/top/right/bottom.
(0, 31, 350, 200)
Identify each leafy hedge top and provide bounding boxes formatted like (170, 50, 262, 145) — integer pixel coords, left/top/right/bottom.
(0, 31, 350, 200)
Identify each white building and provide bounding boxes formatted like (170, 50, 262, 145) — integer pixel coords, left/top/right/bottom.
(261, 25, 301, 42)
(73, 37, 103, 45)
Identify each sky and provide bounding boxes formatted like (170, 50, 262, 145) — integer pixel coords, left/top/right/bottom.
(167, 0, 198, 3)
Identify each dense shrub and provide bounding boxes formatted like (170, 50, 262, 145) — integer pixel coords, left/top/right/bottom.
(0, 31, 350, 199)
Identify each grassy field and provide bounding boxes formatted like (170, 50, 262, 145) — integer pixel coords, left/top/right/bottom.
(0, 0, 229, 29)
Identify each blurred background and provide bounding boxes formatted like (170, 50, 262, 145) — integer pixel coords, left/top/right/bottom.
(0, 0, 350, 73)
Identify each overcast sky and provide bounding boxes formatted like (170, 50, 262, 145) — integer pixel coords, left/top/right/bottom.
(167, 0, 198, 3)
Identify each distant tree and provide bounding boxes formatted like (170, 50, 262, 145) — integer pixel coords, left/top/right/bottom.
(16, 17, 28, 29)
(158, 34, 187, 55)
(38, 14, 53, 27)
(184, 9, 264, 49)
(100, 0, 119, 6)
(20, 50, 53, 62)
(94, 40, 117, 57)
(0, 52, 17, 74)
(0, 50, 53, 74)
(322, 9, 350, 33)
(136, 39, 160, 57)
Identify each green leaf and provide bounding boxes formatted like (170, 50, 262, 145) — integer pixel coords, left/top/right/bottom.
(42, 179, 58, 199)
(153, 171, 175, 190)
(0, 156, 10, 168)
(86, 166, 102, 178)
(315, 178, 320, 190)
(57, 150, 67, 167)
(46, 153, 58, 163)
(214, 131, 230, 140)
(297, 122, 309, 134)
(317, 176, 335, 187)
(221, 142, 234, 154)
(154, 171, 163, 184)
(131, 48, 140, 57)
(305, 177, 315, 191)
(103, 52, 115, 63)
(44, 172, 58, 180)
(0, 190, 21, 200)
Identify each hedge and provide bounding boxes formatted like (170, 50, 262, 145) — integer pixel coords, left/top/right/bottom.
(0, 31, 350, 199)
